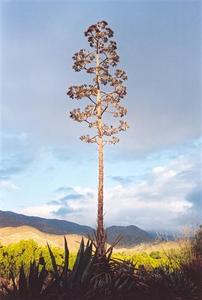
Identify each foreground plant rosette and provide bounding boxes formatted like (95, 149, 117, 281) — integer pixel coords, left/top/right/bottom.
(0, 232, 201, 300)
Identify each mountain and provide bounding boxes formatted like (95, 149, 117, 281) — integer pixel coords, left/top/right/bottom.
(0, 210, 154, 247)
(107, 225, 153, 248)
(0, 210, 93, 236)
(148, 230, 176, 241)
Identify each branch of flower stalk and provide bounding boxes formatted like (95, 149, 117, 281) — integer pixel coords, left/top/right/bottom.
(100, 56, 109, 66)
(85, 49, 96, 57)
(101, 105, 108, 116)
(103, 136, 120, 145)
(84, 120, 92, 126)
(87, 96, 97, 105)
(80, 134, 98, 144)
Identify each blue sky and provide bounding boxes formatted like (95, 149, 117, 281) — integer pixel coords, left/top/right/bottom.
(0, 0, 201, 231)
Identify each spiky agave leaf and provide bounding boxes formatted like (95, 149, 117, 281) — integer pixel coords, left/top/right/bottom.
(28, 261, 38, 290)
(37, 265, 47, 294)
(80, 258, 93, 285)
(79, 240, 93, 284)
(61, 238, 93, 292)
(27, 260, 47, 296)
(69, 237, 85, 283)
(10, 270, 17, 294)
(18, 265, 27, 297)
(47, 243, 60, 282)
(1, 270, 18, 297)
(63, 236, 69, 279)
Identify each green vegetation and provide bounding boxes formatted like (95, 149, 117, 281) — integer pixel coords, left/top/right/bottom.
(0, 228, 201, 300)
(0, 240, 76, 277)
(0, 240, 196, 278)
(0, 239, 191, 278)
(113, 245, 193, 271)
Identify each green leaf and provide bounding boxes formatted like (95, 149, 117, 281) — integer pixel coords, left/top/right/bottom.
(64, 236, 69, 277)
(47, 243, 59, 281)
(19, 264, 27, 296)
(70, 237, 85, 283)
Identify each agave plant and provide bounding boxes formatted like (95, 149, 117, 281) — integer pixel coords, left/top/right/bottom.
(83, 232, 143, 300)
(43, 237, 94, 299)
(192, 226, 202, 259)
(136, 264, 201, 300)
(45, 235, 140, 300)
(2, 234, 200, 300)
(1, 259, 48, 300)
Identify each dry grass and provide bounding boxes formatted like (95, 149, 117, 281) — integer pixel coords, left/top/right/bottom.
(0, 226, 87, 252)
(113, 239, 189, 254)
(0, 226, 190, 255)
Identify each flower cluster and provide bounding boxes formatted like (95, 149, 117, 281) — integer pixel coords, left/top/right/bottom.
(111, 104, 128, 117)
(84, 21, 113, 48)
(115, 69, 128, 80)
(80, 134, 98, 143)
(102, 84, 127, 104)
(67, 85, 97, 99)
(104, 136, 120, 145)
(100, 41, 119, 67)
(102, 124, 120, 136)
(115, 84, 127, 98)
(102, 120, 129, 137)
(97, 68, 127, 87)
(119, 120, 129, 131)
(70, 105, 96, 122)
(67, 21, 129, 145)
(72, 49, 95, 72)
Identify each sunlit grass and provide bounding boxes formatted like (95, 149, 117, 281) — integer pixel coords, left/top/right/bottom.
(0, 238, 192, 277)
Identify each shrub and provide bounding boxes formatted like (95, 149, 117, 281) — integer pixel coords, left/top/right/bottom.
(0, 235, 201, 300)
(192, 225, 202, 259)
(0, 240, 69, 278)
(149, 251, 161, 259)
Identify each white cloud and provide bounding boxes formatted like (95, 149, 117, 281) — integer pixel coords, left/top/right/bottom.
(21, 204, 58, 219)
(0, 180, 20, 190)
(18, 149, 201, 231)
(152, 166, 165, 174)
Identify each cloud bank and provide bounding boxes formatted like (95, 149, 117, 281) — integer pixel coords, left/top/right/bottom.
(20, 139, 201, 231)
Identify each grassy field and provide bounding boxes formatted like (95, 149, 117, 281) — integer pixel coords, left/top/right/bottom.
(0, 226, 88, 251)
(0, 226, 201, 300)
(0, 226, 192, 276)
(0, 225, 184, 252)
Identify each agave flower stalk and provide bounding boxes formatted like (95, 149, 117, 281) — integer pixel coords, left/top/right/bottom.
(67, 21, 128, 256)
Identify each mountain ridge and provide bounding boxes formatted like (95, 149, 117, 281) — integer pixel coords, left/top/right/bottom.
(106, 225, 153, 247)
(0, 210, 93, 235)
(0, 210, 154, 248)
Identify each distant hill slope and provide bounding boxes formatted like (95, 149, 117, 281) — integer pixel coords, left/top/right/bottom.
(0, 210, 154, 247)
(0, 226, 86, 251)
(0, 210, 93, 235)
(107, 225, 153, 248)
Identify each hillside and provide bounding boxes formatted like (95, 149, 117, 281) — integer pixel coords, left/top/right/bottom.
(0, 210, 93, 235)
(107, 225, 153, 248)
(0, 225, 86, 251)
(0, 210, 154, 247)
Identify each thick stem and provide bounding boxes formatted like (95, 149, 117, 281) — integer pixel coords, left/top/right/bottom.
(96, 44, 105, 256)
(97, 128, 104, 255)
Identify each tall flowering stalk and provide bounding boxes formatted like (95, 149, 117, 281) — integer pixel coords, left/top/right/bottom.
(67, 21, 128, 255)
